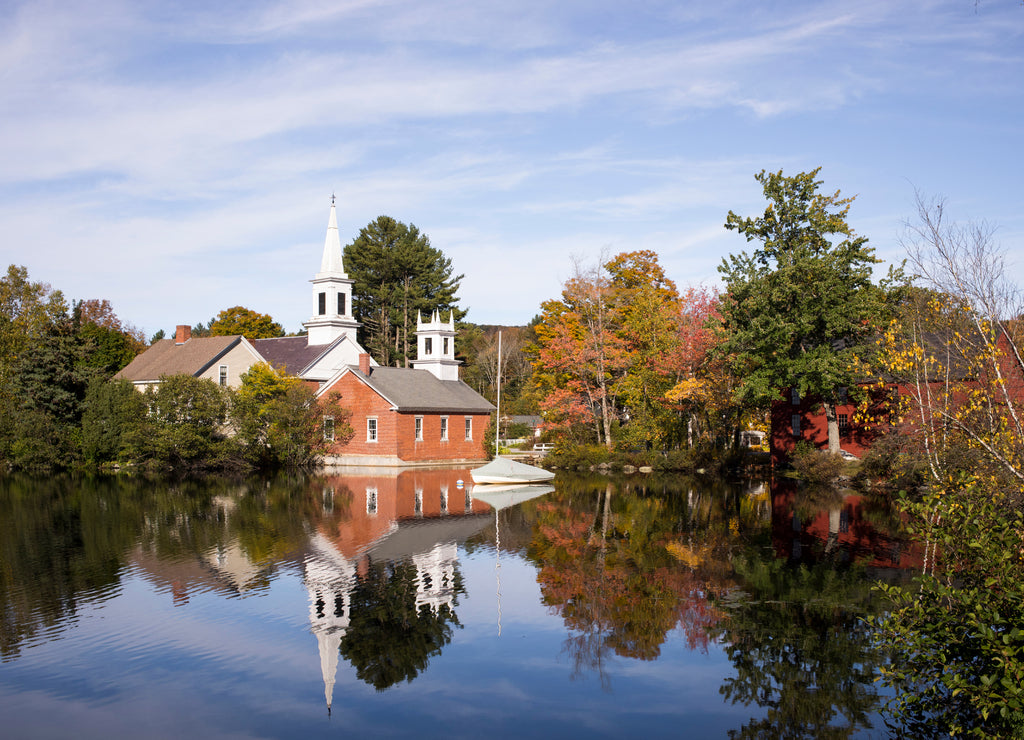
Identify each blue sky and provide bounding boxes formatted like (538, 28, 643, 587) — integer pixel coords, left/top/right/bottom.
(1, 0, 1021, 336)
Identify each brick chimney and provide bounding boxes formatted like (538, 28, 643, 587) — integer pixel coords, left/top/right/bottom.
(175, 325, 191, 344)
(358, 353, 371, 375)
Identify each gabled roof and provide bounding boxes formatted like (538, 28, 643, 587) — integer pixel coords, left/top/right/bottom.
(115, 335, 247, 382)
(254, 335, 333, 376)
(323, 365, 494, 414)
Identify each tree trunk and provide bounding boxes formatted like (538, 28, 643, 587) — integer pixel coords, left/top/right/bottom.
(823, 401, 840, 453)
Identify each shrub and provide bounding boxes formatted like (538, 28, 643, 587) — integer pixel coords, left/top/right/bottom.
(790, 441, 845, 485)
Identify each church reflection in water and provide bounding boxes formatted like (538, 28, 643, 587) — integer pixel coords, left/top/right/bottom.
(303, 467, 491, 710)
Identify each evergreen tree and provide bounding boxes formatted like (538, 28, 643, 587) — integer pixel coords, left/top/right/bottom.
(344, 216, 464, 366)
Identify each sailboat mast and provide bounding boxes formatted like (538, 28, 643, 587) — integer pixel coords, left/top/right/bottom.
(496, 330, 502, 455)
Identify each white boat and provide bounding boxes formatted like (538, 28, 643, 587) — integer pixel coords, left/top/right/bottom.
(472, 328, 555, 486)
(471, 456, 555, 485)
(470, 482, 555, 510)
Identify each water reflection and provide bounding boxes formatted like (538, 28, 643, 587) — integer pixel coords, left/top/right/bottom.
(0, 470, 923, 737)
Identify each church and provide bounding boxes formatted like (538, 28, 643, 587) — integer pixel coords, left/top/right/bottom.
(115, 201, 493, 466)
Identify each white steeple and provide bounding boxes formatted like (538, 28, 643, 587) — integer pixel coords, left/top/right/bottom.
(304, 196, 361, 346)
(411, 309, 460, 381)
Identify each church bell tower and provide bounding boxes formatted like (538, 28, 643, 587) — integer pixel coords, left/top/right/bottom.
(304, 197, 360, 346)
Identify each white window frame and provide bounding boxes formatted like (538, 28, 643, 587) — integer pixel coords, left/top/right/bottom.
(367, 417, 378, 442)
(323, 415, 335, 441)
(464, 416, 472, 441)
(415, 416, 423, 441)
(366, 487, 378, 515)
(440, 416, 448, 441)
(219, 364, 228, 387)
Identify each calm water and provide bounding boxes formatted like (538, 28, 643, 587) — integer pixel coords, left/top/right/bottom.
(0, 469, 914, 738)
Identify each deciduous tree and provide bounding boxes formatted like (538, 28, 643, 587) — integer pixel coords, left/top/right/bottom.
(719, 168, 892, 453)
(209, 306, 285, 339)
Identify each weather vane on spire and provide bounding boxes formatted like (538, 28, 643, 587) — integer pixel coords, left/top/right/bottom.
(331, 192, 336, 205)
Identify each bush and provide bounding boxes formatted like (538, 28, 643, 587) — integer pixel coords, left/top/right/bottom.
(790, 441, 845, 485)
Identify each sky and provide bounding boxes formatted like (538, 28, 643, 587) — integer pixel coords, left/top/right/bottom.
(2, 0, 1022, 337)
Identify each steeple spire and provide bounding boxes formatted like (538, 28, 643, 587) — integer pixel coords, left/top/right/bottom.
(318, 197, 347, 278)
(305, 198, 360, 346)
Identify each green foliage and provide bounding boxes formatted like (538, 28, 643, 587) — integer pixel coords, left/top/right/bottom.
(719, 169, 895, 450)
(344, 216, 464, 367)
(871, 485, 1024, 738)
(81, 378, 146, 466)
(209, 306, 285, 339)
(232, 363, 353, 469)
(124, 375, 239, 474)
(544, 443, 611, 470)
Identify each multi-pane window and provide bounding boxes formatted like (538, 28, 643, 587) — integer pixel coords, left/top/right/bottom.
(791, 388, 800, 406)
(367, 418, 378, 442)
(443, 337, 449, 355)
(323, 416, 335, 441)
(838, 413, 849, 436)
(440, 416, 448, 441)
(425, 337, 433, 355)
(218, 365, 228, 387)
(465, 417, 472, 441)
(366, 487, 378, 515)
(415, 416, 423, 441)
(837, 386, 848, 404)
(791, 414, 801, 437)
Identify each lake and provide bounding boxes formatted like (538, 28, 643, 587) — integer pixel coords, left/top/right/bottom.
(0, 469, 913, 738)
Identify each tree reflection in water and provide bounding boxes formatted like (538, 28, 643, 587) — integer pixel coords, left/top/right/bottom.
(338, 559, 464, 691)
(525, 473, 901, 737)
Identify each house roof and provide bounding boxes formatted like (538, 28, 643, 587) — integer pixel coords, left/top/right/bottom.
(114, 335, 243, 382)
(254, 335, 330, 376)
(335, 366, 495, 414)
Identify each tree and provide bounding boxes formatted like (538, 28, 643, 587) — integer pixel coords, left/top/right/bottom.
(0, 265, 68, 399)
(344, 216, 464, 367)
(124, 375, 237, 473)
(232, 362, 353, 469)
(719, 168, 891, 453)
(868, 198, 1024, 737)
(209, 306, 285, 339)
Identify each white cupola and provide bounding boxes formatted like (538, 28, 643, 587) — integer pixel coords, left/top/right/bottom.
(411, 309, 460, 381)
(304, 197, 361, 346)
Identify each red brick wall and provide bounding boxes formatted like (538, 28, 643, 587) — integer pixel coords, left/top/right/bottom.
(324, 372, 491, 462)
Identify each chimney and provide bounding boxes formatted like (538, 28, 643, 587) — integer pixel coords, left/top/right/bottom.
(175, 325, 191, 344)
(358, 353, 371, 375)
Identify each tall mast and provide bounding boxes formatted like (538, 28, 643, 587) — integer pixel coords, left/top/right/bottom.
(496, 330, 502, 456)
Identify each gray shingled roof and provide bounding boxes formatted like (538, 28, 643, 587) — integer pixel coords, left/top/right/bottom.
(253, 335, 328, 376)
(115, 336, 241, 381)
(355, 366, 494, 413)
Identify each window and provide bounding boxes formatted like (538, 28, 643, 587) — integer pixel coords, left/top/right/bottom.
(791, 388, 800, 406)
(440, 416, 448, 441)
(323, 416, 335, 441)
(443, 337, 449, 355)
(218, 364, 228, 387)
(337, 292, 345, 315)
(367, 418, 378, 442)
(838, 413, 849, 436)
(440, 485, 448, 515)
(366, 487, 378, 515)
(414, 489, 423, 517)
(425, 337, 433, 355)
(465, 417, 472, 441)
(415, 416, 423, 441)
(318, 292, 326, 315)
(837, 386, 848, 404)
(791, 414, 801, 437)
